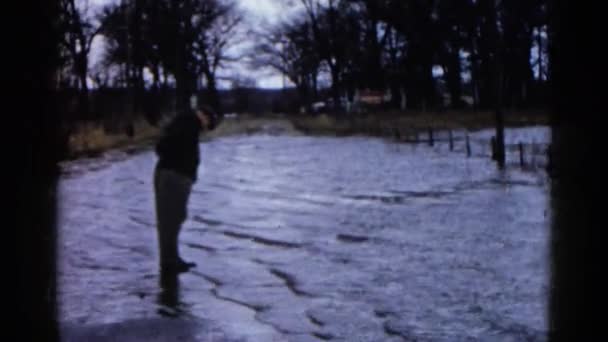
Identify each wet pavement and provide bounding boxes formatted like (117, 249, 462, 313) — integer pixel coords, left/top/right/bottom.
(58, 126, 551, 341)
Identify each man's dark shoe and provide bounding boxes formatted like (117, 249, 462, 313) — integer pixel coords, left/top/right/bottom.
(161, 260, 195, 274)
(177, 258, 196, 269)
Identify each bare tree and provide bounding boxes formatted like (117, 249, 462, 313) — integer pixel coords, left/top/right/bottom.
(192, 0, 243, 110)
(251, 18, 320, 111)
(299, 0, 360, 110)
(58, 0, 105, 118)
(99, 0, 243, 114)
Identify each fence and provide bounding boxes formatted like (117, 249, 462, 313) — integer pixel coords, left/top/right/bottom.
(388, 126, 552, 173)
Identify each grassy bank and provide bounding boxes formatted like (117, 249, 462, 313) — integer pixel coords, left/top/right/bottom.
(67, 118, 161, 159)
(65, 114, 300, 159)
(65, 110, 548, 159)
(289, 109, 549, 137)
(205, 114, 301, 139)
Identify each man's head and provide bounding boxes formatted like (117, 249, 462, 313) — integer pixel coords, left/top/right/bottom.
(195, 105, 220, 131)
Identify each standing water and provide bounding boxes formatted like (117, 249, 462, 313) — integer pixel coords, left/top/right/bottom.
(58, 127, 551, 341)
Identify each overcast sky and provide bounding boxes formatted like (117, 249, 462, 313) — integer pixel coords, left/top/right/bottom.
(89, 0, 293, 88)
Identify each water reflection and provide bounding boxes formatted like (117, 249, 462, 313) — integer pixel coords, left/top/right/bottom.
(157, 269, 185, 318)
(58, 130, 551, 340)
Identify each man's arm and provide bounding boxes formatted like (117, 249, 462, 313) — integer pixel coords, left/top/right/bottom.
(154, 115, 201, 181)
(155, 116, 189, 158)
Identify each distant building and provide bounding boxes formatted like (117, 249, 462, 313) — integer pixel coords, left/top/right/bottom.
(353, 89, 391, 106)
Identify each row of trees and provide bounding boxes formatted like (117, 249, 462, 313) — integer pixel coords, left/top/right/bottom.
(57, 0, 242, 121)
(253, 0, 549, 112)
(56, 0, 549, 122)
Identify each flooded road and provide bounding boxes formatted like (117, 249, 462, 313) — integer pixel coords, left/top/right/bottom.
(58, 126, 551, 341)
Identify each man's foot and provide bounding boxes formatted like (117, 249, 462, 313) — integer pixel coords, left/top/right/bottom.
(161, 258, 196, 273)
(177, 258, 196, 269)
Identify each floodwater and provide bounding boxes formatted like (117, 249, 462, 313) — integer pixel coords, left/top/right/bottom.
(58, 126, 552, 341)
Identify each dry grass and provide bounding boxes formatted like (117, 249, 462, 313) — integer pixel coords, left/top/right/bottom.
(289, 109, 548, 136)
(204, 114, 301, 139)
(66, 113, 299, 158)
(66, 109, 548, 159)
(68, 118, 160, 157)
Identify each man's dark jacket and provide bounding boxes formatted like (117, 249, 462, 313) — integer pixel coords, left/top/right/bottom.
(155, 112, 202, 181)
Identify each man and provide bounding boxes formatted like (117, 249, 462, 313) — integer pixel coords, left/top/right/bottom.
(153, 104, 218, 273)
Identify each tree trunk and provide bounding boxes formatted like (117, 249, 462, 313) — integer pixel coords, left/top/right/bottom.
(446, 49, 464, 109)
(162, 67, 169, 91)
(537, 26, 543, 81)
(329, 63, 340, 112)
(174, 46, 193, 114)
(312, 68, 318, 100)
(152, 63, 160, 91)
(490, 0, 505, 168)
(76, 53, 89, 120)
(204, 71, 220, 111)
(477, 0, 496, 110)
(422, 59, 436, 111)
(470, 48, 480, 110)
